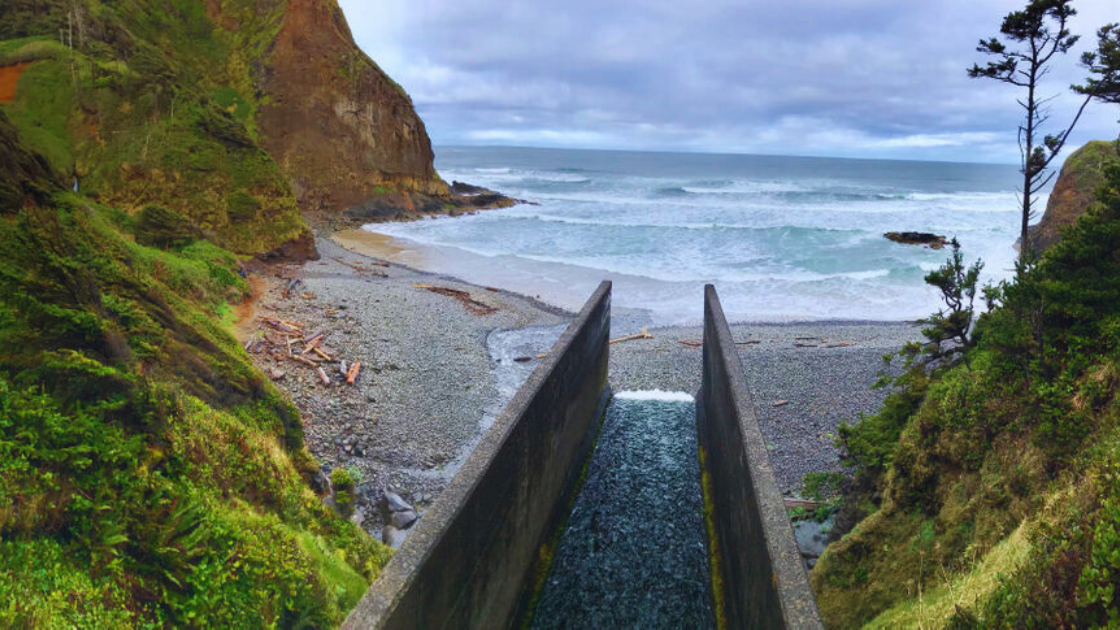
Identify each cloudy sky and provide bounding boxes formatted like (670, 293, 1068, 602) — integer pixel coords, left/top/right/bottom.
(339, 0, 1118, 163)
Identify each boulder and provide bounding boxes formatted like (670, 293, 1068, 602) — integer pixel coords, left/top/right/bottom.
(381, 525, 407, 549)
(390, 508, 418, 530)
(451, 180, 488, 195)
(884, 231, 947, 249)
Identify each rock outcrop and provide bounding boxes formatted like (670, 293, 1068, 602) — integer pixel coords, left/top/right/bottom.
(1028, 140, 1120, 252)
(252, 0, 449, 219)
(884, 231, 948, 249)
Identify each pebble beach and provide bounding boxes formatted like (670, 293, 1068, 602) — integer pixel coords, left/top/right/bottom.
(240, 232, 922, 542)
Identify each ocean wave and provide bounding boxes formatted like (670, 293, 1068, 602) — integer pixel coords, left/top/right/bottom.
(681, 180, 808, 195)
(515, 213, 876, 235)
(521, 173, 591, 183)
(475, 167, 511, 174)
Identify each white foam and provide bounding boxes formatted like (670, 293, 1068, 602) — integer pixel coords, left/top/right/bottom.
(614, 390, 695, 402)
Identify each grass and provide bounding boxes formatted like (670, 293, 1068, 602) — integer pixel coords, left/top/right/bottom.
(866, 520, 1031, 629)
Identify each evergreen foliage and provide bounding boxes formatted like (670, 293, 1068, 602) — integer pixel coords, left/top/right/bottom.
(815, 162, 1120, 627)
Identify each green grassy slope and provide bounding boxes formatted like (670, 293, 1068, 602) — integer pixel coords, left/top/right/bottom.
(0, 0, 308, 255)
(0, 102, 386, 626)
(812, 155, 1120, 628)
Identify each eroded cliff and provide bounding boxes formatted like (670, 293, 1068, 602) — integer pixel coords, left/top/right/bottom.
(1028, 140, 1120, 252)
(249, 0, 449, 218)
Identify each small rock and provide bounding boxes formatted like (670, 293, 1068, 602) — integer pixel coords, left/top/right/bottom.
(268, 368, 286, 381)
(391, 508, 418, 530)
(382, 525, 407, 549)
(380, 490, 414, 521)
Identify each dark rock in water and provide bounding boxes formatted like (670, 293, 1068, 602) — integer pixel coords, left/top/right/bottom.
(382, 525, 407, 548)
(451, 180, 488, 195)
(513, 355, 533, 363)
(884, 231, 947, 249)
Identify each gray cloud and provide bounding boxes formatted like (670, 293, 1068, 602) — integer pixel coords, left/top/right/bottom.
(340, 0, 1119, 162)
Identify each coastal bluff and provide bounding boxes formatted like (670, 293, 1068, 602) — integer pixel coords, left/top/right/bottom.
(1028, 140, 1120, 252)
(245, 0, 449, 218)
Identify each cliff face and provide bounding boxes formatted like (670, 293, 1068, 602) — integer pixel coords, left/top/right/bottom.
(250, 0, 448, 217)
(1028, 140, 1120, 252)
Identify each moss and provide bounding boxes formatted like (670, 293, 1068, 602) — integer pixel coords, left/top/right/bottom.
(0, 151, 384, 624)
(0, 0, 311, 256)
(698, 445, 728, 630)
(1, 59, 76, 174)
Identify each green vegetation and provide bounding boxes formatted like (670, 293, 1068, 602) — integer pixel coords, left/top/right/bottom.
(0, 92, 386, 624)
(813, 159, 1120, 627)
(0, 0, 308, 255)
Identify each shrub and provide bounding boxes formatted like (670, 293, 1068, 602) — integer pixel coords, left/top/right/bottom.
(134, 203, 196, 250)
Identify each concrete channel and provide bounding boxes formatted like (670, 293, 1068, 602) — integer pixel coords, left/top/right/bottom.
(343, 282, 822, 629)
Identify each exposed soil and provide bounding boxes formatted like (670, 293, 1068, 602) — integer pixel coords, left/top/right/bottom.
(0, 62, 33, 103)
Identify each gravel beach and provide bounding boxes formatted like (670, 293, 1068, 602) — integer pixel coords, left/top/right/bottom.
(240, 233, 923, 542)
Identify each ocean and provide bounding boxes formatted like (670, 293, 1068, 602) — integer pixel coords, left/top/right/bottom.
(365, 146, 1031, 324)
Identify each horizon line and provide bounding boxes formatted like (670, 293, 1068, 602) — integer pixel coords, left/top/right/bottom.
(431, 143, 1022, 168)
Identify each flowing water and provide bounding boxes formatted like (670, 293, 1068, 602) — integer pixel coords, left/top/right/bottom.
(368, 146, 1032, 324)
(530, 391, 714, 628)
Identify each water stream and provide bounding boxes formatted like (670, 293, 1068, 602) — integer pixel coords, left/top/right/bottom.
(530, 390, 715, 628)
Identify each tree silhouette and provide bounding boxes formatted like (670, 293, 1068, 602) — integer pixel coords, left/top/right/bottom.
(969, 0, 1087, 263)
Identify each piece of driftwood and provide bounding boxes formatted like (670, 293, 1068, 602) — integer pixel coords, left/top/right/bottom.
(290, 354, 316, 367)
(736, 340, 761, 345)
(301, 333, 324, 354)
(313, 347, 333, 361)
(826, 342, 855, 348)
(333, 256, 387, 277)
(317, 367, 331, 386)
(784, 498, 824, 510)
(610, 326, 653, 344)
(413, 284, 497, 315)
(678, 340, 702, 347)
(346, 361, 361, 385)
(794, 343, 818, 348)
(773, 400, 790, 407)
(262, 317, 301, 334)
(339, 360, 349, 377)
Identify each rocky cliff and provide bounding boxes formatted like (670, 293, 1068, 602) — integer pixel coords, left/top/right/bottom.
(0, 0, 470, 258)
(1028, 140, 1120, 252)
(246, 0, 449, 218)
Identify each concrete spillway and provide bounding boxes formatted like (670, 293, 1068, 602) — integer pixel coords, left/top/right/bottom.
(529, 392, 713, 628)
(343, 283, 822, 629)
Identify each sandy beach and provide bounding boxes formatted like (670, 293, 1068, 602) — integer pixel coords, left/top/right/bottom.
(242, 232, 921, 541)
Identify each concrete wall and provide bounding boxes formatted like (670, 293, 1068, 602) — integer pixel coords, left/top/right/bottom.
(698, 285, 823, 629)
(343, 281, 612, 630)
